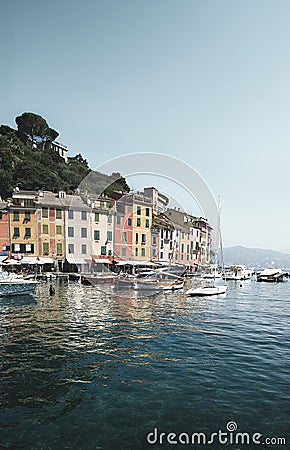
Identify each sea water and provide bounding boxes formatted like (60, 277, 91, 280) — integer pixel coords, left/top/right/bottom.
(0, 279, 289, 449)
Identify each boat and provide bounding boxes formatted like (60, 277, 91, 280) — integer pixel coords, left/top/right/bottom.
(0, 272, 38, 297)
(223, 265, 253, 281)
(186, 284, 227, 296)
(256, 268, 287, 282)
(133, 272, 184, 291)
(82, 272, 118, 285)
(187, 198, 227, 297)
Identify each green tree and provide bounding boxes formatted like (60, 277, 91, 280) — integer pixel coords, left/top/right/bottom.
(15, 112, 59, 147)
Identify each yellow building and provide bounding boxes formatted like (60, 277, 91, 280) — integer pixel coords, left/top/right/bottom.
(9, 190, 38, 257)
(132, 192, 152, 260)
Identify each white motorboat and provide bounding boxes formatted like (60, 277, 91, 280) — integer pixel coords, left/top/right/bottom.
(0, 272, 38, 297)
(256, 268, 286, 282)
(223, 265, 253, 281)
(186, 284, 227, 296)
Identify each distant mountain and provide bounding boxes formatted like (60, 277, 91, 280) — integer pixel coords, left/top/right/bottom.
(222, 245, 290, 269)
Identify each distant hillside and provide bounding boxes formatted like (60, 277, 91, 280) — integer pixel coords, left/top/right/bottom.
(223, 245, 290, 269)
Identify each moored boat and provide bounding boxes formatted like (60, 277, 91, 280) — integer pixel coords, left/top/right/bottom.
(256, 268, 287, 282)
(0, 272, 38, 297)
(186, 284, 227, 296)
(223, 265, 253, 281)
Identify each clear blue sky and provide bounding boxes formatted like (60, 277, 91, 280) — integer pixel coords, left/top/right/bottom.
(1, 1, 290, 252)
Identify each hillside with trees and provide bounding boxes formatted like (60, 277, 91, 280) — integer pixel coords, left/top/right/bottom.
(0, 112, 130, 199)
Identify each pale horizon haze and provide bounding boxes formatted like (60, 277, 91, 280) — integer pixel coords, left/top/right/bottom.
(1, 1, 290, 252)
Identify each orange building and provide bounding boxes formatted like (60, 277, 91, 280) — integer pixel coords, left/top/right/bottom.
(0, 202, 9, 262)
(114, 194, 133, 261)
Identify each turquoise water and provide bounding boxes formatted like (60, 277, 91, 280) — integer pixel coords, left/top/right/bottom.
(0, 280, 289, 449)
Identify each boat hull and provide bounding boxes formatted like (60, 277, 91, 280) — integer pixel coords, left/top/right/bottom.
(133, 281, 184, 291)
(186, 285, 227, 296)
(0, 281, 38, 297)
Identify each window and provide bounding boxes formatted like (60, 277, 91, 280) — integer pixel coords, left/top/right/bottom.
(135, 233, 138, 244)
(187, 244, 190, 253)
(107, 231, 112, 241)
(122, 248, 126, 257)
(56, 243, 62, 255)
(153, 236, 157, 245)
(56, 209, 62, 219)
(81, 211, 87, 220)
(107, 215, 112, 224)
(153, 249, 156, 257)
(25, 228, 31, 238)
(106, 202, 111, 208)
(101, 246, 106, 255)
(128, 217, 132, 226)
(81, 244, 87, 254)
(116, 216, 121, 225)
(122, 232, 127, 243)
(42, 224, 49, 234)
(94, 230, 100, 240)
(81, 228, 87, 238)
(94, 212, 99, 222)
(161, 229, 164, 238)
(0, 212, 2, 220)
(68, 244, 74, 254)
(182, 232, 184, 239)
(136, 218, 141, 227)
(56, 225, 62, 235)
(24, 212, 30, 222)
(43, 242, 49, 255)
(145, 219, 150, 228)
(42, 208, 48, 218)
(13, 211, 19, 221)
(13, 227, 20, 238)
(141, 234, 146, 244)
(26, 244, 31, 252)
(145, 208, 150, 217)
(160, 252, 163, 259)
(137, 206, 141, 215)
(68, 227, 74, 237)
(135, 248, 138, 257)
(181, 244, 184, 253)
(141, 248, 145, 257)
(68, 210, 74, 219)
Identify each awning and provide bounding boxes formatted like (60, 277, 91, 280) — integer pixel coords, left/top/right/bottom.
(21, 257, 40, 264)
(93, 258, 112, 264)
(2, 259, 21, 265)
(115, 260, 157, 267)
(0, 256, 8, 264)
(65, 258, 86, 265)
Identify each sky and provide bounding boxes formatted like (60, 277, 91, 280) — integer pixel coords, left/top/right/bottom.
(1, 0, 290, 252)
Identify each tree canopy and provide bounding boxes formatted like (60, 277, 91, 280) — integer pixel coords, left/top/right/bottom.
(0, 112, 130, 200)
(15, 112, 59, 146)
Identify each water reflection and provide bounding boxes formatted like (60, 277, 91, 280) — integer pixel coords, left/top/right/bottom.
(0, 279, 290, 449)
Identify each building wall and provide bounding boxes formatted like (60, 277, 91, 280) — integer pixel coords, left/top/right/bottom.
(9, 207, 37, 257)
(132, 198, 152, 260)
(0, 205, 9, 254)
(114, 199, 133, 261)
(37, 206, 64, 259)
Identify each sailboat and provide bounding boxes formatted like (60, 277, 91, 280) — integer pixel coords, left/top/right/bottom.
(186, 199, 227, 297)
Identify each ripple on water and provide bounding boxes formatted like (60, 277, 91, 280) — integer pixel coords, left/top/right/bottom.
(0, 280, 290, 448)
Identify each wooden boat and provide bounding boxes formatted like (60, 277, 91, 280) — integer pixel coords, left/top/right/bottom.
(82, 273, 118, 285)
(133, 278, 184, 291)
